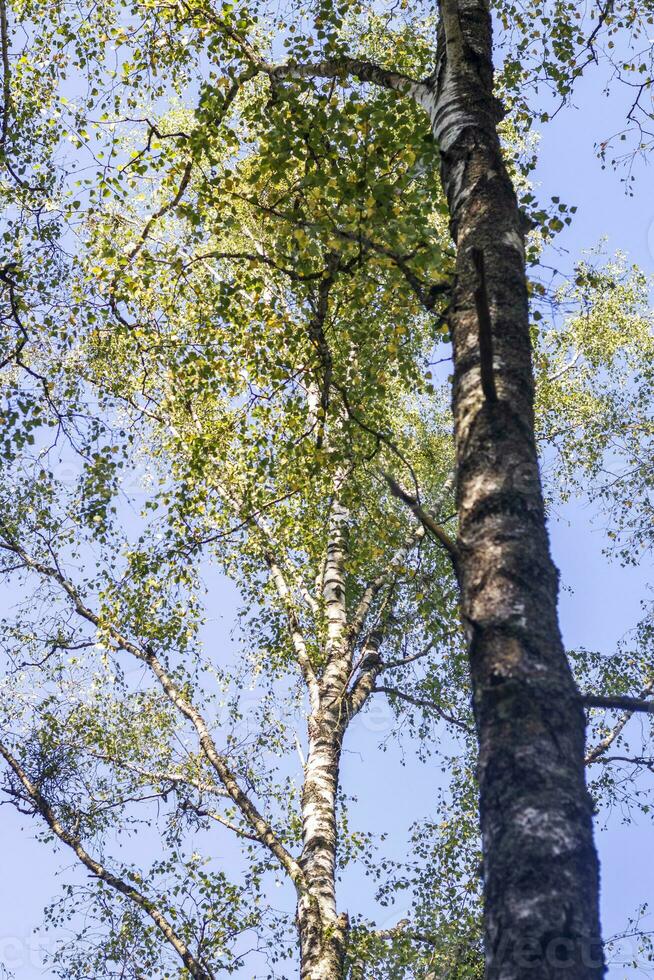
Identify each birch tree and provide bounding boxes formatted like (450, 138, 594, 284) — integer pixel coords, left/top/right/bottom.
(1, 0, 653, 978)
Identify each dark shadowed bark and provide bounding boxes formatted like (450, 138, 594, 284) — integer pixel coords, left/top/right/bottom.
(414, 0, 605, 975)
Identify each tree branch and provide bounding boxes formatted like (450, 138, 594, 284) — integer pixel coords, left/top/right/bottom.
(347, 596, 397, 717)
(594, 755, 654, 773)
(585, 680, 654, 764)
(265, 553, 321, 712)
(379, 637, 438, 672)
(373, 685, 472, 733)
(0, 739, 214, 980)
(182, 801, 263, 842)
(83, 753, 229, 799)
(126, 161, 193, 264)
(205, 473, 321, 708)
(583, 694, 654, 714)
(306, 269, 335, 450)
(0, 536, 307, 892)
(382, 472, 458, 565)
(227, 195, 451, 312)
(348, 524, 425, 643)
(269, 57, 424, 98)
(179, 0, 427, 99)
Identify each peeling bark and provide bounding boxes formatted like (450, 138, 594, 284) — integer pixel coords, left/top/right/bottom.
(415, 1, 606, 975)
(297, 491, 351, 979)
(297, 702, 348, 980)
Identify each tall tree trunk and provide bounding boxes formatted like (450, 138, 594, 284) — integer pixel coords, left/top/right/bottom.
(297, 709, 348, 980)
(419, 1, 605, 975)
(297, 493, 350, 980)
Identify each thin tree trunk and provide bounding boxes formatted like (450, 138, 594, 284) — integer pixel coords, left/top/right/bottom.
(297, 493, 350, 979)
(417, 1, 605, 975)
(297, 709, 348, 980)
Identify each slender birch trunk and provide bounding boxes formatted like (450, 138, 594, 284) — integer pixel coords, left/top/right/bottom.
(297, 706, 348, 979)
(297, 493, 350, 979)
(413, 1, 605, 975)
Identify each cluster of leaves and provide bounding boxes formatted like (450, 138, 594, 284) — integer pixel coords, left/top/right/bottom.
(536, 249, 654, 560)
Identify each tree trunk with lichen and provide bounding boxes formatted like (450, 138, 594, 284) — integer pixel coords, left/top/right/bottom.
(416, 0, 606, 975)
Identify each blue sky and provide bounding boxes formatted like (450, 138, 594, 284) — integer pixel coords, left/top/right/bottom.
(1, 33, 654, 980)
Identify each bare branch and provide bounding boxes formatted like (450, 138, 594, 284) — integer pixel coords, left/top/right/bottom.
(379, 638, 438, 672)
(583, 694, 654, 714)
(382, 472, 458, 565)
(585, 679, 654, 764)
(593, 755, 654, 773)
(181, 801, 263, 842)
(373, 685, 472, 734)
(83, 753, 229, 799)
